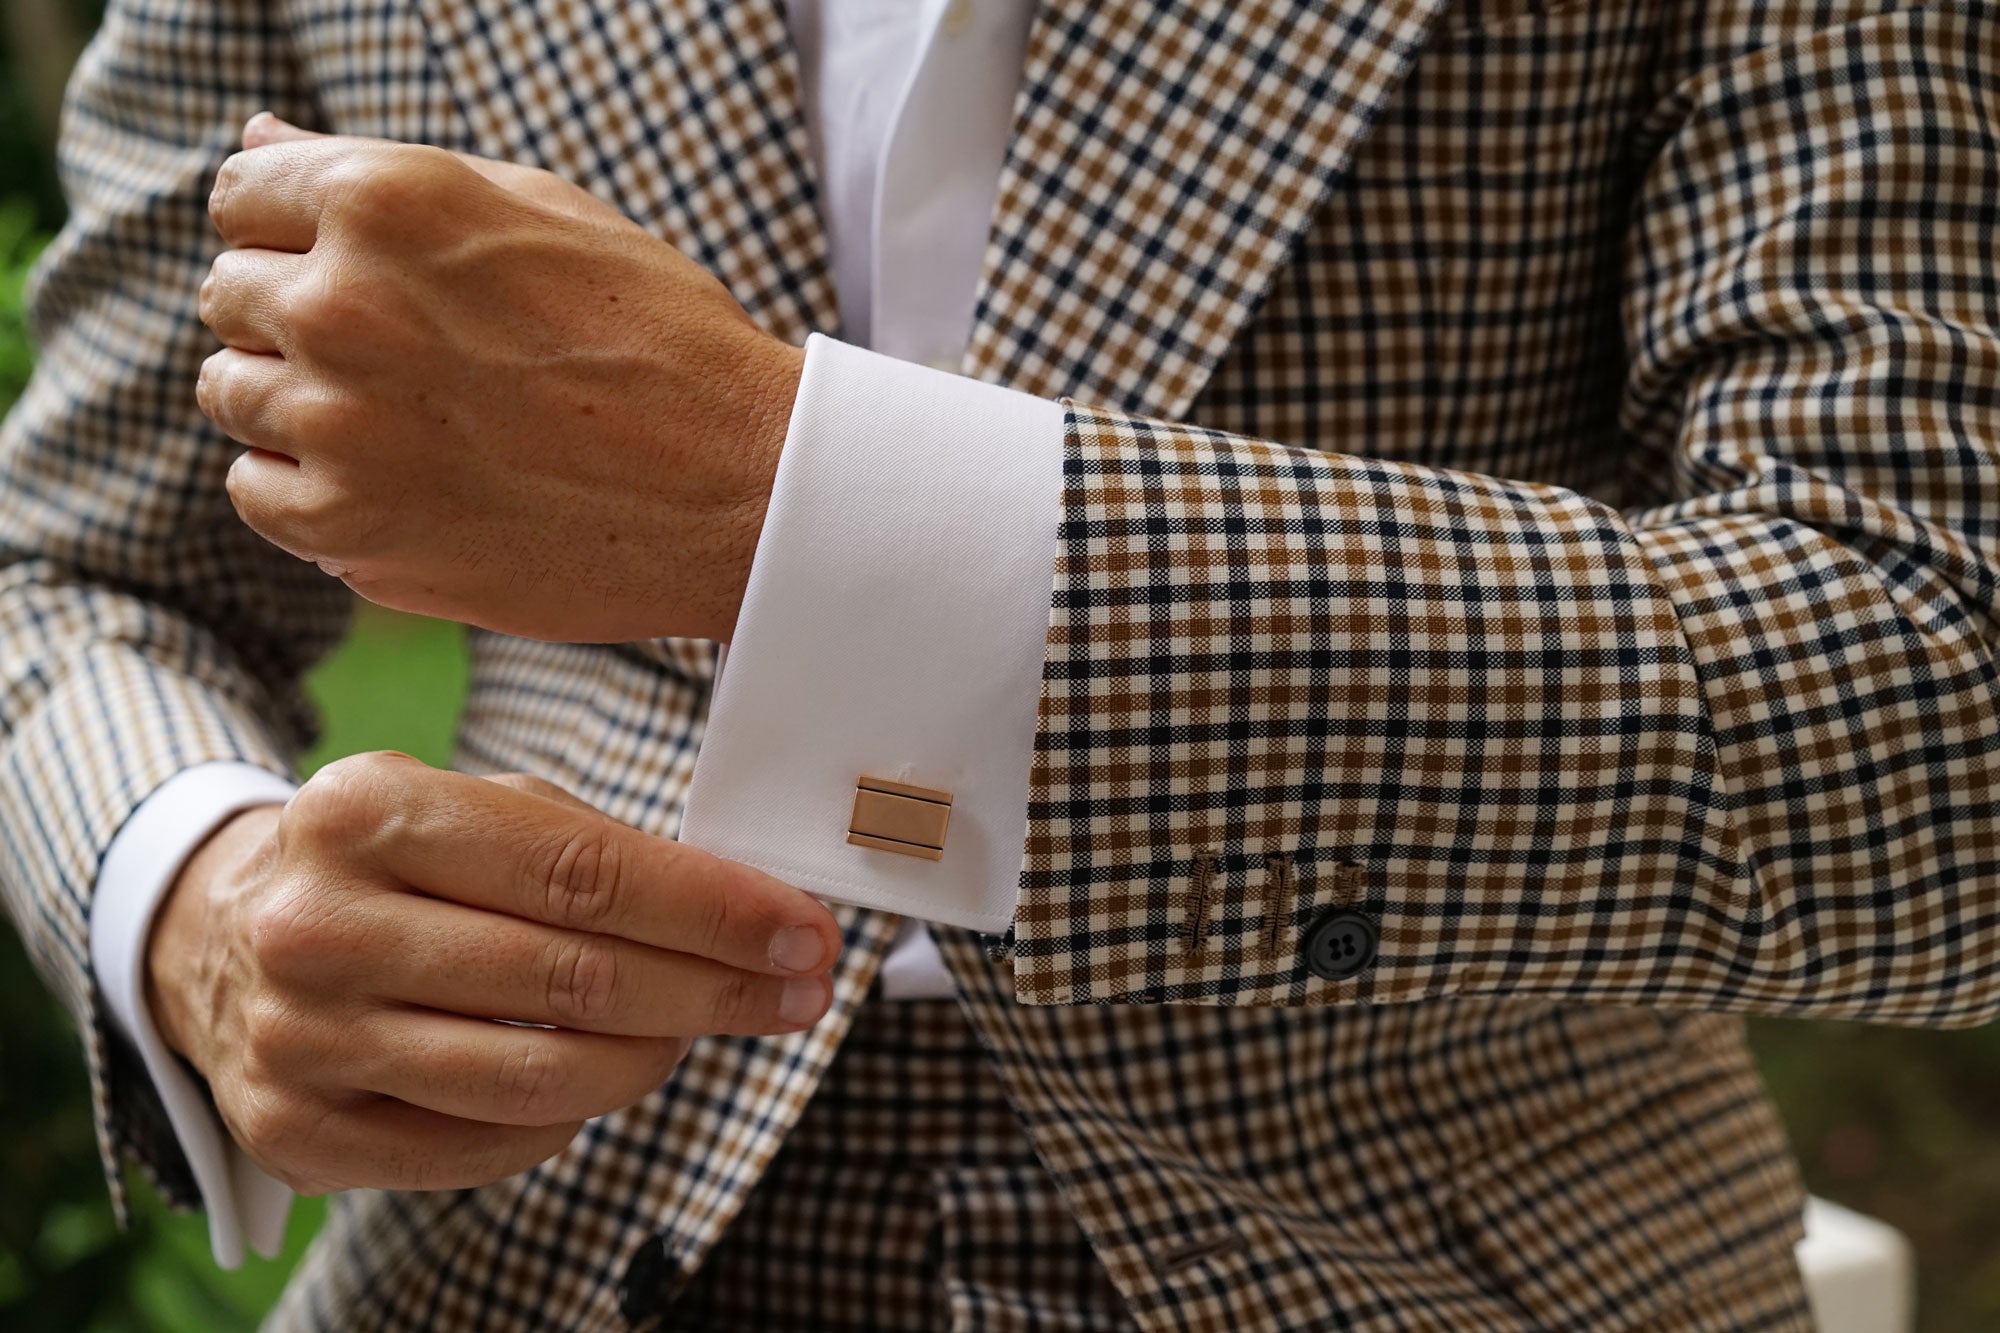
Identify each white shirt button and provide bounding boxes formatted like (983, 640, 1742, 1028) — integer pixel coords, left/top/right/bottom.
(941, 0, 975, 37)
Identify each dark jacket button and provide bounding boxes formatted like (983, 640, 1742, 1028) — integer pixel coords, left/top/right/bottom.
(1302, 909, 1377, 980)
(619, 1233, 681, 1324)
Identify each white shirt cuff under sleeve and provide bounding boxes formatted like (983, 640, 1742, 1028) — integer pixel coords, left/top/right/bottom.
(91, 761, 300, 1269)
(680, 334, 1064, 934)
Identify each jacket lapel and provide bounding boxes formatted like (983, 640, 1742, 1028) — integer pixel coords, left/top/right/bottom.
(410, 0, 838, 344)
(966, 0, 1452, 420)
(410, 0, 1448, 414)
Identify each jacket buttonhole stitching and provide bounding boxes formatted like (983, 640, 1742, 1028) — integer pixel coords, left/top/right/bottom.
(1332, 860, 1365, 908)
(1260, 851, 1296, 959)
(1183, 850, 1219, 956)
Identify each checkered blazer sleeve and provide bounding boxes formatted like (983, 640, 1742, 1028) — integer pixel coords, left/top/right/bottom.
(1013, 1, 2000, 1024)
(0, 0, 344, 1215)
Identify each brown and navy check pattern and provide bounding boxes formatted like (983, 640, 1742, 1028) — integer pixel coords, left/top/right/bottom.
(3, 0, 1992, 1326)
(632, 995, 1138, 1332)
(1012, 0, 2000, 1026)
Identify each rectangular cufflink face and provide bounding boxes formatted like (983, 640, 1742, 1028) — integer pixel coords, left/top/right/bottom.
(848, 776, 952, 860)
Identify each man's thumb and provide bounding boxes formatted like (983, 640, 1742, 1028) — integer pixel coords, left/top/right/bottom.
(242, 111, 323, 150)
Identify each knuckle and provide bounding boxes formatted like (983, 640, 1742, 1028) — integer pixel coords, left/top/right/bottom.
(324, 160, 398, 228)
(543, 934, 621, 1027)
(248, 888, 341, 980)
(495, 1042, 564, 1122)
(282, 390, 348, 457)
(290, 751, 411, 843)
(288, 266, 377, 345)
(223, 460, 270, 533)
(196, 351, 226, 414)
(241, 995, 300, 1067)
(541, 825, 622, 931)
(235, 1089, 303, 1160)
(197, 267, 223, 327)
(253, 1112, 341, 1194)
(287, 474, 366, 551)
(224, 455, 290, 548)
(208, 159, 241, 228)
(288, 768, 371, 842)
(327, 146, 455, 231)
(203, 360, 265, 439)
(206, 247, 245, 290)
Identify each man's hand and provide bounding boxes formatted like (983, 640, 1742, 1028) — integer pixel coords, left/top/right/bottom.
(196, 114, 803, 644)
(145, 753, 841, 1195)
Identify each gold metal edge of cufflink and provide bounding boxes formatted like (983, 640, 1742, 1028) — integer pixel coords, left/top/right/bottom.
(847, 776, 952, 861)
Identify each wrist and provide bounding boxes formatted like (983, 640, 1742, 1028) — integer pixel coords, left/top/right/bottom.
(709, 330, 804, 642)
(146, 804, 280, 1066)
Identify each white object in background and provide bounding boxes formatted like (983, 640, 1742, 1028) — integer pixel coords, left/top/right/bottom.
(1795, 1197, 1915, 1333)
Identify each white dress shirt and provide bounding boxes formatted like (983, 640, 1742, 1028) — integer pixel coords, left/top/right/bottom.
(90, 0, 1056, 1268)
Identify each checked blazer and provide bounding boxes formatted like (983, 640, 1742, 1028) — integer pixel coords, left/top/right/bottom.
(5, 0, 1999, 1327)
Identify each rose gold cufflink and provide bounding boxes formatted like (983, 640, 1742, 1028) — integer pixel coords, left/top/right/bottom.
(847, 776, 952, 860)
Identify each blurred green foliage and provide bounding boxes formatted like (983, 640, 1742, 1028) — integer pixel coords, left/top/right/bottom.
(0, 198, 44, 400)
(1, 3, 1997, 1328)
(1751, 1019, 2000, 1331)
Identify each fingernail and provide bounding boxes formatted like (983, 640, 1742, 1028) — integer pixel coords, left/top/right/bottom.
(779, 977, 828, 1026)
(768, 925, 825, 974)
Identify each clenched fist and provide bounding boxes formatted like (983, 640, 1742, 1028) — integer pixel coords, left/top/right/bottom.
(145, 753, 841, 1195)
(196, 114, 803, 644)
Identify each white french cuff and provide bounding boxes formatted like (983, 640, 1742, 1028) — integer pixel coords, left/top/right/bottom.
(680, 334, 1064, 933)
(91, 761, 300, 1269)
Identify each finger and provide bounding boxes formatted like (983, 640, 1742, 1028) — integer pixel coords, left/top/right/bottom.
(200, 248, 305, 354)
(339, 761, 842, 977)
(247, 1095, 582, 1195)
(362, 892, 833, 1036)
(242, 111, 325, 150)
(212, 138, 348, 251)
(227, 446, 347, 570)
(199, 347, 301, 451)
(211, 134, 446, 253)
(348, 1006, 686, 1126)
(246, 111, 498, 184)
(243, 112, 591, 226)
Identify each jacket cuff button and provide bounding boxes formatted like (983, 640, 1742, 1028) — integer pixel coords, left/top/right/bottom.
(1302, 908, 1378, 980)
